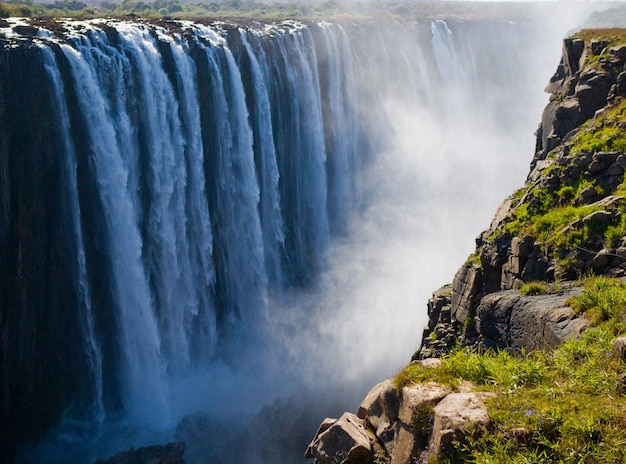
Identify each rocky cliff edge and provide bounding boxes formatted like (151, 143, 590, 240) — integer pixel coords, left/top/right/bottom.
(417, 29, 626, 360)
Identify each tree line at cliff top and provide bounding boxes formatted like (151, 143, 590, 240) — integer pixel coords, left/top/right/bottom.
(3, 0, 623, 23)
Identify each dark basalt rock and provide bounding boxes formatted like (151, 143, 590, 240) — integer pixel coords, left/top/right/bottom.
(12, 24, 39, 36)
(95, 442, 186, 464)
(534, 36, 626, 167)
(415, 285, 588, 359)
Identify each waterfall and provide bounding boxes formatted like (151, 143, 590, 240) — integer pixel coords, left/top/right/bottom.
(39, 44, 105, 426)
(61, 37, 169, 423)
(238, 30, 285, 290)
(0, 14, 585, 463)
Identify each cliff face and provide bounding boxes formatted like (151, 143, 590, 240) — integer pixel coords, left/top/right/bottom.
(0, 43, 91, 456)
(417, 30, 626, 360)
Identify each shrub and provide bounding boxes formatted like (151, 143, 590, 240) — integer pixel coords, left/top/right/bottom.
(567, 275, 626, 332)
(524, 280, 551, 294)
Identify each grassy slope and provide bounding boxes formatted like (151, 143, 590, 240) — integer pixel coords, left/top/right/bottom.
(396, 276, 626, 464)
(501, 97, 626, 273)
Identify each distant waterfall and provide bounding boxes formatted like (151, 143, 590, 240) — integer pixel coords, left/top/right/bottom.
(0, 16, 562, 463)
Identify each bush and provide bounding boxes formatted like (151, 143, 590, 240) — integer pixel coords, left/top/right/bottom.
(520, 281, 562, 295)
(567, 275, 626, 331)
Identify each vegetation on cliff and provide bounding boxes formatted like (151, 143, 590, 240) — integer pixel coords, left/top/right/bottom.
(492, 29, 626, 279)
(304, 23, 626, 464)
(395, 276, 626, 463)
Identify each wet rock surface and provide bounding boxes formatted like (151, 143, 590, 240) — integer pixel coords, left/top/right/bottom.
(95, 442, 186, 464)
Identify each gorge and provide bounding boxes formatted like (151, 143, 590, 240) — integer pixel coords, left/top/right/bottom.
(0, 6, 597, 463)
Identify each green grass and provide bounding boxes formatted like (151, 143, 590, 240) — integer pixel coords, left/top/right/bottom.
(465, 252, 482, 266)
(572, 125, 626, 155)
(519, 281, 563, 295)
(502, 179, 606, 240)
(393, 361, 461, 391)
(395, 327, 626, 463)
(503, 199, 613, 275)
(395, 275, 626, 463)
(573, 28, 626, 50)
(569, 98, 626, 156)
(495, 99, 626, 275)
(567, 275, 626, 333)
(395, 30, 626, 464)
(605, 213, 626, 246)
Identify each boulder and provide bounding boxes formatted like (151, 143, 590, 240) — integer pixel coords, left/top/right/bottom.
(583, 210, 614, 225)
(593, 248, 614, 273)
(431, 393, 491, 451)
(357, 379, 400, 454)
(474, 291, 518, 349)
(508, 290, 588, 351)
(579, 184, 600, 203)
(358, 379, 399, 424)
(307, 382, 500, 464)
(398, 384, 452, 425)
(612, 337, 626, 361)
(390, 383, 453, 464)
(305, 412, 373, 464)
(475, 287, 588, 352)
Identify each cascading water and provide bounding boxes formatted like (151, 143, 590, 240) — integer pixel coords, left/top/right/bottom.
(0, 11, 594, 463)
(39, 44, 105, 427)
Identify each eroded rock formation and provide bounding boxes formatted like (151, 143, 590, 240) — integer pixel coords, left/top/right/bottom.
(417, 32, 626, 360)
(305, 363, 493, 464)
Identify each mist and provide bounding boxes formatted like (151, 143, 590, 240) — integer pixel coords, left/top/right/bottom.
(199, 5, 601, 462)
(230, 4, 605, 462)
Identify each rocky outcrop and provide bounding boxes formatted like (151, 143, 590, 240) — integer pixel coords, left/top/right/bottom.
(305, 413, 375, 464)
(430, 392, 492, 452)
(474, 287, 588, 352)
(306, 369, 493, 464)
(415, 32, 626, 360)
(416, 285, 588, 358)
(357, 379, 401, 455)
(95, 442, 186, 464)
(536, 38, 626, 164)
(419, 286, 458, 358)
